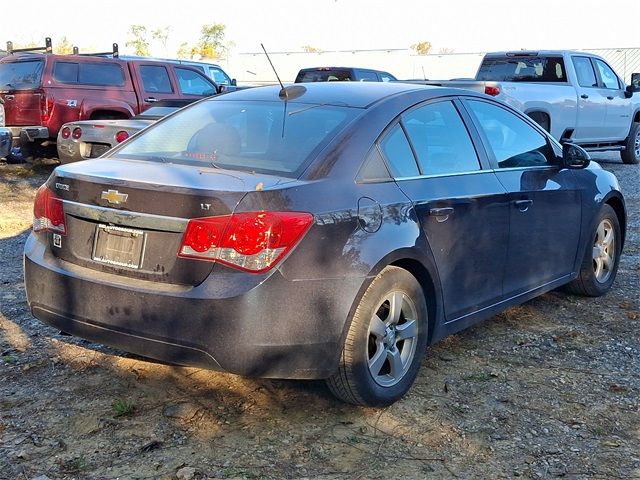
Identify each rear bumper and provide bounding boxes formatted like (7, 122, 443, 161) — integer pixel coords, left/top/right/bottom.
(24, 233, 362, 379)
(8, 126, 50, 145)
(0, 128, 10, 158)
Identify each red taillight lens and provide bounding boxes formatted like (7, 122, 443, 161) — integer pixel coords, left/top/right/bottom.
(484, 85, 501, 96)
(115, 130, 129, 143)
(60, 127, 71, 139)
(40, 96, 54, 123)
(72, 127, 82, 139)
(33, 186, 66, 235)
(179, 211, 314, 273)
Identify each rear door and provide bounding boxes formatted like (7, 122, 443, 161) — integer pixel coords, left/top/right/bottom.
(0, 58, 45, 126)
(129, 61, 181, 110)
(380, 98, 510, 321)
(464, 98, 581, 296)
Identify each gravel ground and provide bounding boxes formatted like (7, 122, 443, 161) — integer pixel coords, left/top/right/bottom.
(0, 154, 638, 480)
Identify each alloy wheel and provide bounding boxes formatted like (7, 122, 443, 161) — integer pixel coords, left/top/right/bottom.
(592, 218, 616, 283)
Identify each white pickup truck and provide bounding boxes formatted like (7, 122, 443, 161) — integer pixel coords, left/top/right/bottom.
(416, 50, 640, 164)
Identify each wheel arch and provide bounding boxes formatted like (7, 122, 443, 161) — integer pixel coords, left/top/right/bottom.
(604, 193, 627, 251)
(525, 109, 551, 132)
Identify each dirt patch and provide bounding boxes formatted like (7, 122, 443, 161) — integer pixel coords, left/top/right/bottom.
(0, 157, 639, 479)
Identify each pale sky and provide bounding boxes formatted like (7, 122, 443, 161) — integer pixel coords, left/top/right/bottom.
(2, 0, 639, 57)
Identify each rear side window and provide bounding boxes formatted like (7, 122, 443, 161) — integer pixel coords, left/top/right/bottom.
(53, 62, 125, 86)
(139, 65, 173, 93)
(572, 57, 598, 88)
(175, 68, 216, 95)
(0, 60, 44, 89)
(477, 56, 567, 82)
(402, 101, 480, 175)
(111, 99, 359, 177)
(379, 124, 419, 178)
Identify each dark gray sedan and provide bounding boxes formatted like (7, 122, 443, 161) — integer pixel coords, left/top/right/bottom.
(24, 82, 626, 406)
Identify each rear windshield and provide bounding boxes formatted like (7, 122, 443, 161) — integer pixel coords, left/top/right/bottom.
(477, 56, 567, 82)
(111, 99, 359, 177)
(296, 70, 352, 82)
(0, 60, 44, 89)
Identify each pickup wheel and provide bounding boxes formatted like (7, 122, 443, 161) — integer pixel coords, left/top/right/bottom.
(621, 122, 640, 164)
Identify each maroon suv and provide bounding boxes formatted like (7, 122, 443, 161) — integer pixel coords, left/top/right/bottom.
(0, 45, 218, 160)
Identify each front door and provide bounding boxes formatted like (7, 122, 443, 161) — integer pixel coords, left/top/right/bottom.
(464, 98, 582, 297)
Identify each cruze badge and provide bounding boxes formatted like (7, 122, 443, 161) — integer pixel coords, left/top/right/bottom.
(101, 189, 128, 205)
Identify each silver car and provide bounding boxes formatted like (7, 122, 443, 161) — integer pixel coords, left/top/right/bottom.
(56, 99, 195, 164)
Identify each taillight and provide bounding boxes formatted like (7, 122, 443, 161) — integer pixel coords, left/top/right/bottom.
(60, 127, 71, 139)
(72, 127, 82, 139)
(40, 95, 54, 123)
(484, 85, 501, 96)
(179, 211, 314, 273)
(115, 130, 129, 143)
(33, 186, 66, 235)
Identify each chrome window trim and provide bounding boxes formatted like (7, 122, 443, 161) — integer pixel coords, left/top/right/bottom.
(63, 201, 188, 233)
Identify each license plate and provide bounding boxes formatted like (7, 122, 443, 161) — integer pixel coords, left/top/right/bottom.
(92, 224, 146, 269)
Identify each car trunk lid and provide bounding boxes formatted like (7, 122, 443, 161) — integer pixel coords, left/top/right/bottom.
(47, 158, 293, 286)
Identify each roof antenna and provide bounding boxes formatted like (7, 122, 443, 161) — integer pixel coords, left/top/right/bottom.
(261, 43, 287, 98)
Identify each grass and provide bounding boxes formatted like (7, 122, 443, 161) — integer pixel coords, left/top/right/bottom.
(112, 399, 136, 417)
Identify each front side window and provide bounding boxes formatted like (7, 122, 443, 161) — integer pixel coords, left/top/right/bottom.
(208, 67, 231, 86)
(175, 68, 216, 95)
(466, 100, 554, 168)
(594, 59, 620, 89)
(354, 69, 378, 82)
(572, 57, 598, 88)
(379, 124, 419, 178)
(402, 100, 480, 175)
(112, 99, 358, 177)
(0, 60, 44, 89)
(139, 65, 173, 93)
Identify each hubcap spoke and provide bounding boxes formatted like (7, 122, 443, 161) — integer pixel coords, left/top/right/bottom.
(602, 228, 614, 248)
(396, 319, 417, 342)
(388, 292, 404, 325)
(594, 257, 604, 279)
(368, 345, 387, 376)
(370, 314, 387, 339)
(387, 347, 404, 379)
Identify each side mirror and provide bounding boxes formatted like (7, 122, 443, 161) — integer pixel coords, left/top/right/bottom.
(631, 72, 640, 92)
(231, 78, 237, 87)
(625, 85, 634, 98)
(562, 143, 590, 169)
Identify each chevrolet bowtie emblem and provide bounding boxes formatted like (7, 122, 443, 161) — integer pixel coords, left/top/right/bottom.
(101, 189, 128, 204)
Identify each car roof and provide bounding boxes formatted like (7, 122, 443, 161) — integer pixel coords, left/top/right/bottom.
(211, 82, 447, 109)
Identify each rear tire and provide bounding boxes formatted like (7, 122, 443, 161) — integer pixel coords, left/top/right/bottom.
(326, 266, 428, 406)
(621, 122, 640, 164)
(564, 204, 621, 297)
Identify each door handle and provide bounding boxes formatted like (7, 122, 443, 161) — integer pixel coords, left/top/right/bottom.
(513, 199, 533, 211)
(607, 96, 614, 100)
(144, 97, 158, 103)
(580, 94, 589, 99)
(429, 207, 454, 222)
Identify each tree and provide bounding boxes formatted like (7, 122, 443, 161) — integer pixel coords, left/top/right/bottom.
(54, 36, 74, 55)
(152, 26, 171, 56)
(176, 42, 191, 60)
(126, 25, 150, 57)
(438, 47, 455, 54)
(196, 23, 230, 59)
(302, 45, 322, 53)
(411, 41, 432, 56)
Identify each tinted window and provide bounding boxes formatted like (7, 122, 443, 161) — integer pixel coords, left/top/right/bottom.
(175, 68, 216, 95)
(357, 147, 392, 182)
(79, 63, 124, 86)
(112, 100, 358, 177)
(355, 69, 378, 82)
(572, 57, 598, 88)
(594, 59, 620, 89)
(477, 56, 567, 82)
(53, 62, 78, 83)
(0, 60, 44, 89)
(139, 65, 173, 93)
(403, 101, 480, 175)
(467, 100, 553, 168)
(296, 70, 352, 82)
(379, 124, 419, 178)
(379, 72, 397, 82)
(209, 67, 231, 85)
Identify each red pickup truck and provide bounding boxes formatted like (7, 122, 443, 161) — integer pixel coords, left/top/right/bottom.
(0, 44, 218, 161)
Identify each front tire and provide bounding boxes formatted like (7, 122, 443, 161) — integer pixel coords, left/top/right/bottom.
(326, 266, 428, 406)
(565, 204, 621, 297)
(621, 122, 640, 164)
